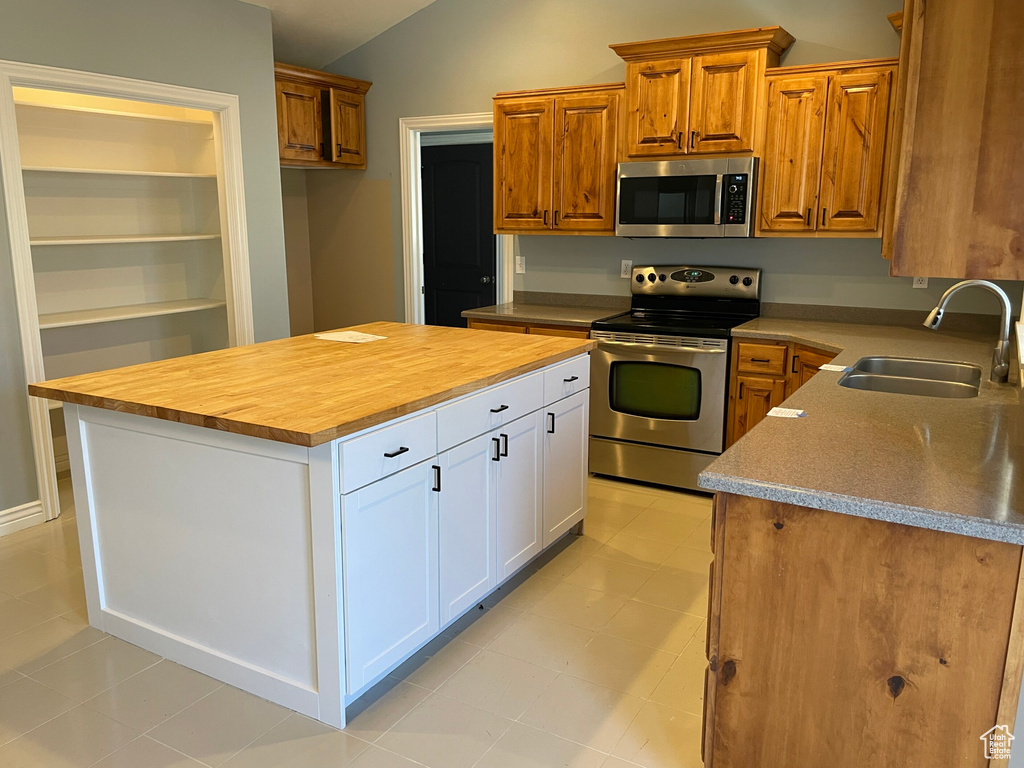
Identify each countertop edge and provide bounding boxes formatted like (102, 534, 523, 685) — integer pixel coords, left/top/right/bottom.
(698, 471, 1024, 546)
(30, 343, 596, 447)
(730, 325, 845, 354)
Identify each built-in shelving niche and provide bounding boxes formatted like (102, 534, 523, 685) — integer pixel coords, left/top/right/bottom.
(12, 86, 235, 481)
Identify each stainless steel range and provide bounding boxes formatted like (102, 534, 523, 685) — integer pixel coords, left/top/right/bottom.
(589, 265, 761, 491)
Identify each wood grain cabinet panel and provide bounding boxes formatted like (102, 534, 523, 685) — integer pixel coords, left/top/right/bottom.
(494, 98, 553, 232)
(329, 88, 366, 168)
(758, 75, 828, 232)
(819, 69, 892, 232)
(731, 375, 786, 443)
(276, 80, 322, 163)
(624, 58, 691, 156)
(552, 91, 620, 231)
(688, 50, 759, 154)
(789, 344, 836, 393)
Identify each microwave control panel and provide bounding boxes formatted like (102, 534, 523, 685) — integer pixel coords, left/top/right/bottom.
(722, 174, 749, 225)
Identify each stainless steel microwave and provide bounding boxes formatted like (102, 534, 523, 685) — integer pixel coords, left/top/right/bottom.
(615, 157, 758, 238)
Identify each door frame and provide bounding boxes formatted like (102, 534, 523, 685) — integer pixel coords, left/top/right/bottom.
(0, 59, 254, 526)
(399, 112, 513, 325)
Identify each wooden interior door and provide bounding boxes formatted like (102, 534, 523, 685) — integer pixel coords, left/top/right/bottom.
(493, 98, 553, 231)
(624, 58, 690, 156)
(552, 90, 619, 231)
(688, 50, 759, 154)
(329, 88, 365, 168)
(731, 375, 786, 444)
(275, 80, 322, 162)
(818, 68, 893, 232)
(759, 75, 828, 233)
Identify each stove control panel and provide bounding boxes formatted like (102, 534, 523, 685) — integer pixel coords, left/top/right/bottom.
(630, 265, 760, 299)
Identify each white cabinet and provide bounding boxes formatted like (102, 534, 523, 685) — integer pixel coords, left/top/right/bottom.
(341, 459, 439, 695)
(438, 433, 497, 626)
(542, 390, 589, 547)
(495, 410, 544, 580)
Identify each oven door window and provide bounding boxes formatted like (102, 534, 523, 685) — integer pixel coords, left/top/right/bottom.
(618, 175, 718, 225)
(609, 361, 702, 420)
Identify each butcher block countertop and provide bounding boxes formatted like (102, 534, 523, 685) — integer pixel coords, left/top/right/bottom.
(28, 322, 596, 447)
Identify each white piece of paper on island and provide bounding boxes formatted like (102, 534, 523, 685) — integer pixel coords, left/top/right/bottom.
(314, 331, 387, 343)
(818, 363, 849, 372)
(768, 407, 807, 418)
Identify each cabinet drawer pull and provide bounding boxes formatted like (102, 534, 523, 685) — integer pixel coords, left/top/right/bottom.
(432, 464, 441, 493)
(491, 437, 501, 462)
(792, 355, 799, 374)
(749, 358, 771, 363)
(543, 209, 549, 225)
(563, 375, 579, 383)
(383, 446, 409, 459)
(490, 404, 509, 413)
(547, 412, 556, 434)
(499, 433, 509, 456)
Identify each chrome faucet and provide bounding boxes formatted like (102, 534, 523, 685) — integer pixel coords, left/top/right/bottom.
(923, 279, 1012, 383)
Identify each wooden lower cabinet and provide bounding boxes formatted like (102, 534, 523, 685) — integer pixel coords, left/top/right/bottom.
(731, 375, 786, 443)
(789, 344, 836, 394)
(467, 318, 591, 339)
(704, 492, 1024, 767)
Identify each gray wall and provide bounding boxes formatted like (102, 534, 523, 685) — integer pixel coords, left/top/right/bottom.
(0, 0, 289, 511)
(319, 0, 983, 321)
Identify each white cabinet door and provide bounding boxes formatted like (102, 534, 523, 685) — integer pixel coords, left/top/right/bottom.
(342, 459, 439, 695)
(438, 433, 497, 626)
(542, 390, 589, 547)
(495, 410, 543, 581)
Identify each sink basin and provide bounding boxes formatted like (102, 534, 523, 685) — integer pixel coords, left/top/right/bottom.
(838, 356, 982, 399)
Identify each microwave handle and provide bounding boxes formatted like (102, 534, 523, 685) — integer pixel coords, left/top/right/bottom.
(597, 340, 726, 355)
(714, 175, 723, 225)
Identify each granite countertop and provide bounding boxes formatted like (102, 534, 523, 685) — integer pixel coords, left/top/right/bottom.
(699, 317, 1024, 544)
(462, 302, 625, 328)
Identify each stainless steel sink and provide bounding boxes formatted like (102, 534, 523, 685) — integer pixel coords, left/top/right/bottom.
(839, 356, 982, 399)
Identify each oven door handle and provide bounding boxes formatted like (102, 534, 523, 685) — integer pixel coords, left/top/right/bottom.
(714, 174, 723, 225)
(596, 340, 726, 356)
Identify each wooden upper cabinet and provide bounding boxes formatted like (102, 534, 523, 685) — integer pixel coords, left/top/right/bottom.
(888, 0, 1024, 279)
(759, 75, 828, 232)
(552, 91, 620, 231)
(274, 62, 371, 169)
(494, 84, 622, 235)
(612, 26, 793, 159)
(276, 81, 322, 163)
(819, 68, 892, 232)
(689, 50, 760, 153)
(624, 58, 690, 156)
(494, 98, 554, 232)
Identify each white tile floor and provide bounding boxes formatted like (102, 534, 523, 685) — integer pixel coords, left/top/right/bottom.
(0, 475, 712, 767)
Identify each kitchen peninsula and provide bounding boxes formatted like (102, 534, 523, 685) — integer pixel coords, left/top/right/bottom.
(28, 322, 594, 728)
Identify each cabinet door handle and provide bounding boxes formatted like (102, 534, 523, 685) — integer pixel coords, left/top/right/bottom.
(563, 375, 578, 383)
(750, 358, 770, 363)
(738, 382, 744, 399)
(691, 130, 698, 149)
(821, 208, 828, 226)
(384, 446, 409, 459)
(676, 132, 683, 150)
(792, 355, 799, 374)
(490, 404, 509, 413)
(554, 210, 559, 226)
(543, 209, 549, 225)
(499, 433, 509, 457)
(805, 208, 811, 226)
(492, 437, 501, 462)
(547, 413, 556, 434)
(431, 464, 441, 492)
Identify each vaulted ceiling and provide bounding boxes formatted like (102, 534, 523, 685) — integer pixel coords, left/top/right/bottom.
(245, 0, 438, 69)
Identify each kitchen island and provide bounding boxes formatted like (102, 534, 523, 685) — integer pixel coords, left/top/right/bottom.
(29, 321, 594, 728)
(699, 318, 1024, 768)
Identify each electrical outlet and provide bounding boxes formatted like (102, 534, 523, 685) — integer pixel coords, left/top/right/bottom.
(913, 276, 929, 289)
(620, 260, 633, 279)
(515, 255, 525, 274)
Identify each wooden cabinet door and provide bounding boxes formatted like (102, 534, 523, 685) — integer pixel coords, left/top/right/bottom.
(759, 75, 828, 233)
(276, 80, 323, 162)
(688, 50, 760, 154)
(789, 345, 836, 394)
(495, 411, 543, 580)
(329, 88, 365, 168)
(624, 58, 691, 157)
(438, 434, 497, 627)
(542, 390, 588, 547)
(494, 98, 553, 232)
(731, 375, 786, 444)
(818, 68, 892, 232)
(342, 460, 439, 695)
(552, 91, 619, 232)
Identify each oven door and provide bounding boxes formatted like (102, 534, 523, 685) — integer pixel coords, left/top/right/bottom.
(590, 337, 728, 454)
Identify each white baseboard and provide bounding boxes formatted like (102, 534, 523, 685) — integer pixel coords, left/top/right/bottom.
(0, 499, 45, 537)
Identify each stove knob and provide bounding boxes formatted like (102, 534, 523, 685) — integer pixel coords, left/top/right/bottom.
(648, 273, 656, 283)
(742, 276, 753, 287)
(729, 275, 739, 285)
(659, 273, 667, 282)
(635, 274, 644, 283)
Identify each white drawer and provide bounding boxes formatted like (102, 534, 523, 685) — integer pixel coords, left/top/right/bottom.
(543, 355, 591, 404)
(340, 411, 438, 494)
(437, 372, 543, 452)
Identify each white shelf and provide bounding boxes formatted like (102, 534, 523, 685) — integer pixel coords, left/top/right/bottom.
(31, 234, 221, 247)
(14, 100, 213, 126)
(22, 166, 217, 179)
(39, 298, 226, 330)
